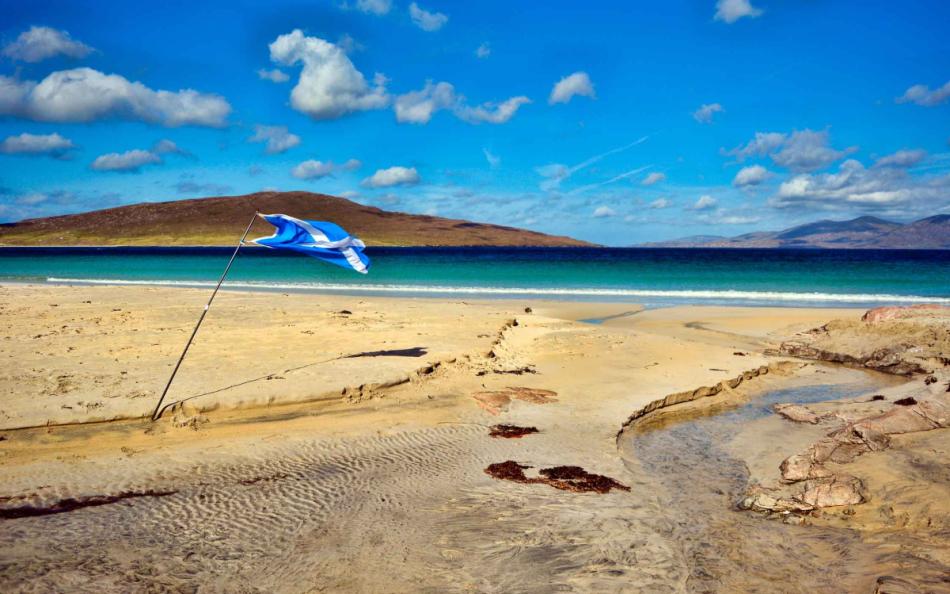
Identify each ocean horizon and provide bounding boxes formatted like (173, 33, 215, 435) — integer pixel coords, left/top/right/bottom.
(1, 246, 947, 308)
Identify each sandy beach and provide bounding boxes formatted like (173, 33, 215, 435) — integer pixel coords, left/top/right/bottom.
(1, 283, 947, 593)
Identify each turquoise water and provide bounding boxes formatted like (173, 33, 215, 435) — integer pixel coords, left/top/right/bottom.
(0, 246, 947, 307)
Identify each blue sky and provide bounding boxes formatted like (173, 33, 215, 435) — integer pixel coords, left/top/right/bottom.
(1, 0, 948, 245)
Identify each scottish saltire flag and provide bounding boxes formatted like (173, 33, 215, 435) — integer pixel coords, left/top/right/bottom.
(252, 214, 370, 274)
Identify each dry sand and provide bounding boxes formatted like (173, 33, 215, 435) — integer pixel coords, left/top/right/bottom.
(0, 284, 946, 592)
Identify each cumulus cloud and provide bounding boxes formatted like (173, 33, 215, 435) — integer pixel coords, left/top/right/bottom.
(896, 81, 950, 107)
(714, 0, 763, 23)
(269, 29, 388, 120)
(90, 149, 161, 172)
(649, 198, 671, 209)
(475, 42, 491, 58)
(456, 96, 531, 124)
(483, 148, 500, 168)
(726, 129, 856, 172)
(692, 102, 723, 123)
(873, 149, 927, 168)
(593, 205, 617, 218)
(0, 132, 75, 158)
(549, 72, 595, 105)
(690, 195, 718, 211)
(394, 80, 530, 124)
(257, 68, 289, 83)
(292, 160, 336, 180)
(0, 68, 230, 127)
(394, 81, 456, 123)
(2, 26, 93, 62)
(361, 166, 420, 188)
(409, 3, 448, 31)
(732, 164, 771, 187)
(249, 124, 301, 154)
(642, 172, 666, 186)
(769, 158, 950, 213)
(771, 130, 857, 172)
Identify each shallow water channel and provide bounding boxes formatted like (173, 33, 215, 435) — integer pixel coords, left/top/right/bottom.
(619, 376, 893, 593)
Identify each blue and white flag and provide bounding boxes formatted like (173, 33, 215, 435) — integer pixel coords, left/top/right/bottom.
(252, 213, 370, 274)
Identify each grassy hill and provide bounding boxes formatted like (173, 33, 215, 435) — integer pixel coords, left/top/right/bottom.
(0, 191, 592, 247)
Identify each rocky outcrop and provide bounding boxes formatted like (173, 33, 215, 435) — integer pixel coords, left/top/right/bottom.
(862, 303, 948, 324)
(777, 305, 950, 376)
(747, 392, 950, 514)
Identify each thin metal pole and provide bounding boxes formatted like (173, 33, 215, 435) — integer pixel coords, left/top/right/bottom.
(150, 212, 259, 421)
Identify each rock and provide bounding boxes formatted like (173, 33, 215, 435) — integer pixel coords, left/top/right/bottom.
(738, 490, 814, 513)
(797, 475, 865, 508)
(780, 453, 832, 482)
(861, 303, 948, 324)
(774, 403, 821, 424)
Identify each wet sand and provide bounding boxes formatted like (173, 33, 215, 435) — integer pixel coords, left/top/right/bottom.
(0, 284, 946, 592)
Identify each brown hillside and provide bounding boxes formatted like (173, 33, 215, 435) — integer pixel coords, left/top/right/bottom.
(0, 191, 592, 247)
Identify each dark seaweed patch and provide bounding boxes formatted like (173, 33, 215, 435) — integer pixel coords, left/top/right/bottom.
(489, 424, 539, 439)
(894, 397, 918, 406)
(485, 461, 630, 494)
(0, 490, 177, 520)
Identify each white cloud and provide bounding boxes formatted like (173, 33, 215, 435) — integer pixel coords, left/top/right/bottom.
(475, 42, 491, 59)
(0, 132, 75, 157)
(593, 206, 616, 218)
(394, 80, 530, 124)
(409, 3, 448, 31)
(292, 160, 335, 180)
(394, 81, 456, 123)
(152, 139, 186, 155)
(714, 0, 763, 23)
(483, 148, 500, 168)
(455, 96, 531, 124)
(771, 129, 856, 172)
(0, 68, 230, 127)
(769, 158, 950, 214)
(2, 26, 93, 62)
(690, 195, 718, 211)
(702, 213, 762, 225)
(352, 0, 392, 15)
(341, 158, 362, 171)
(269, 29, 388, 120)
(692, 102, 723, 123)
(249, 124, 301, 154)
(91, 149, 161, 172)
(726, 129, 856, 172)
(362, 166, 420, 188)
(257, 68, 290, 83)
(896, 81, 950, 107)
(732, 164, 771, 187)
(642, 172, 666, 186)
(549, 72, 595, 105)
(873, 149, 927, 168)
(649, 198, 671, 209)
(727, 132, 786, 161)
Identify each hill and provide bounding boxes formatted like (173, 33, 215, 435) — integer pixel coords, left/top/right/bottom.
(641, 215, 950, 249)
(0, 191, 592, 247)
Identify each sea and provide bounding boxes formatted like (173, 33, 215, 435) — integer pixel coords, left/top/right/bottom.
(0, 246, 947, 308)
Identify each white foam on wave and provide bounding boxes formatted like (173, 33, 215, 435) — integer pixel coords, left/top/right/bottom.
(45, 277, 950, 304)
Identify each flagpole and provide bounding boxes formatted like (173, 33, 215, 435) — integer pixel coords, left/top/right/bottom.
(150, 212, 260, 421)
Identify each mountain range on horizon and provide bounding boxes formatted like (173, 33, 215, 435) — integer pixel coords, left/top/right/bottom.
(0, 192, 947, 249)
(639, 215, 950, 249)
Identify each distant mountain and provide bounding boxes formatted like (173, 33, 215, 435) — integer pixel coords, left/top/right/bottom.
(640, 215, 950, 249)
(0, 191, 592, 247)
